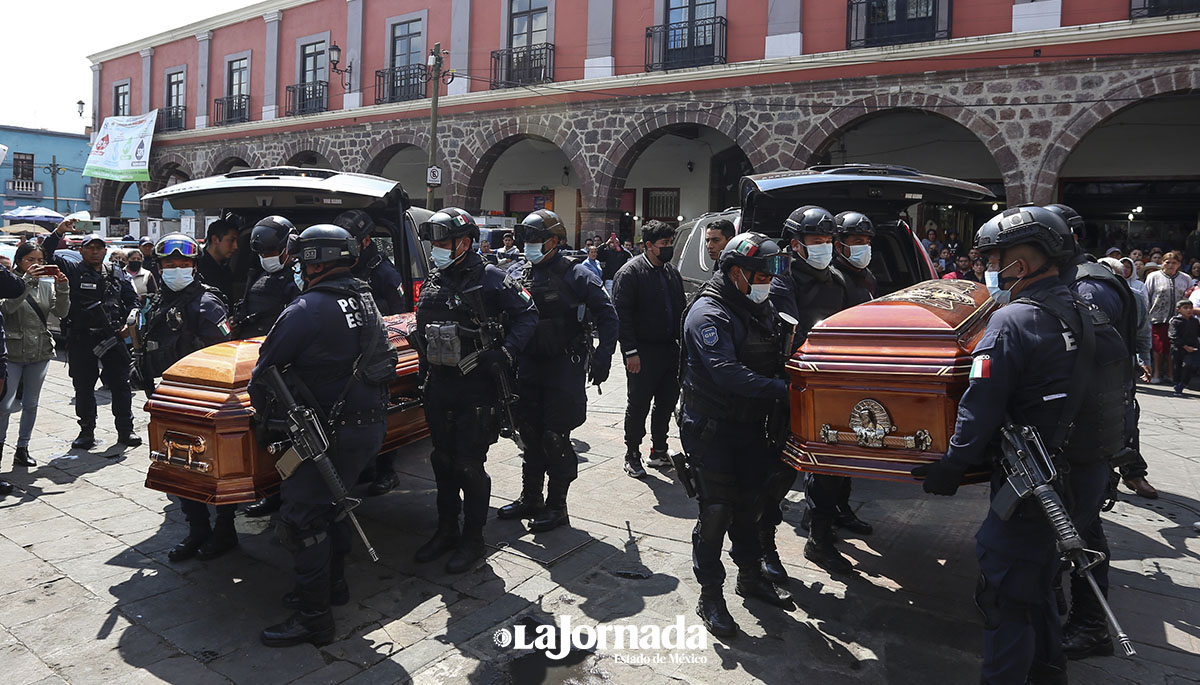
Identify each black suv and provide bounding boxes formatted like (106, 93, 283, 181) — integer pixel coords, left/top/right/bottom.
(671, 164, 995, 295)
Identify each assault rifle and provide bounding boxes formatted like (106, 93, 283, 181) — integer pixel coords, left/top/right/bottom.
(995, 422, 1135, 657)
(455, 294, 523, 449)
(264, 366, 380, 562)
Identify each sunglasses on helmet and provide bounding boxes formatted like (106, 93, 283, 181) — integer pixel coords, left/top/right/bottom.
(155, 237, 200, 259)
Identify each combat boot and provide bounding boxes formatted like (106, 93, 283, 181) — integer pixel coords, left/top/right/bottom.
(71, 427, 95, 450)
(414, 520, 460, 563)
(528, 483, 570, 532)
(758, 528, 790, 586)
(696, 585, 737, 637)
(498, 471, 544, 520)
(117, 432, 142, 447)
(168, 521, 212, 563)
(261, 609, 335, 648)
(445, 529, 486, 574)
(0, 479, 13, 498)
(243, 494, 281, 518)
(196, 516, 238, 560)
(804, 517, 853, 575)
(13, 446, 36, 468)
(735, 568, 793, 608)
(1062, 595, 1114, 659)
(834, 506, 873, 536)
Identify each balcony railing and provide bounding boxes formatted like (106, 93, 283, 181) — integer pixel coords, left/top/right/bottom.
(286, 81, 329, 116)
(645, 16, 727, 72)
(490, 44, 556, 89)
(158, 105, 186, 132)
(375, 65, 427, 104)
(847, 0, 951, 49)
(213, 95, 250, 126)
(5, 179, 43, 199)
(1130, 0, 1200, 18)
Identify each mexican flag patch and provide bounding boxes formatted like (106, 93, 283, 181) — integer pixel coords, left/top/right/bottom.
(970, 355, 991, 379)
(518, 288, 532, 303)
(218, 319, 232, 336)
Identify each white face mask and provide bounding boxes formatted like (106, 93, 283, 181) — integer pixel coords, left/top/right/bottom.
(260, 254, 285, 273)
(845, 245, 872, 269)
(804, 242, 834, 270)
(748, 283, 771, 304)
(161, 267, 195, 292)
(293, 264, 304, 290)
(431, 245, 455, 269)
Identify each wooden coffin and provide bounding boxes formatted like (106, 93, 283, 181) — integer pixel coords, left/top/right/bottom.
(144, 313, 429, 504)
(783, 279, 996, 483)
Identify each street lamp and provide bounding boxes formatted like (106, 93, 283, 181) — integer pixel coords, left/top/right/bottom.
(43, 157, 66, 212)
(328, 42, 353, 91)
(76, 100, 85, 117)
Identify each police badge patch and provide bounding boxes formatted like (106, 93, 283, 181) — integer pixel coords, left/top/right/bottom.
(701, 325, 718, 346)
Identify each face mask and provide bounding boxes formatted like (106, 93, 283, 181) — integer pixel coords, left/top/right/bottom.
(161, 267, 194, 292)
(293, 264, 305, 291)
(984, 260, 1020, 305)
(845, 245, 872, 269)
(127, 261, 142, 273)
(748, 283, 771, 304)
(655, 244, 675, 264)
(525, 243, 544, 264)
(260, 255, 284, 273)
(431, 245, 456, 269)
(804, 243, 834, 270)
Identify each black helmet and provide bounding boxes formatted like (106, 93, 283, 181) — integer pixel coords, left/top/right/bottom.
(250, 215, 297, 255)
(295, 224, 359, 267)
(514, 209, 567, 244)
(719, 232, 790, 276)
(1043, 203, 1084, 261)
(334, 209, 375, 240)
(835, 211, 875, 239)
(783, 205, 836, 241)
(417, 207, 479, 242)
(974, 207, 1067, 258)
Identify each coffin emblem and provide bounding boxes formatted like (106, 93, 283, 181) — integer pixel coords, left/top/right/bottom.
(820, 399, 934, 451)
(876, 279, 979, 311)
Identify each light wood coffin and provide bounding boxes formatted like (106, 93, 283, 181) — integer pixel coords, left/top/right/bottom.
(144, 314, 429, 504)
(784, 279, 996, 483)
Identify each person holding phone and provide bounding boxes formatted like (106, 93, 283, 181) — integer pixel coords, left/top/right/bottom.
(0, 243, 70, 468)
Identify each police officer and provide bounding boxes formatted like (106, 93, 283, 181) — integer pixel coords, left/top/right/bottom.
(135, 234, 236, 562)
(912, 208, 1127, 684)
(832, 211, 878, 307)
(236, 215, 301, 338)
(250, 224, 391, 647)
(336, 209, 408, 496)
(1044, 202, 1141, 659)
(414, 208, 537, 574)
(764, 205, 861, 580)
(496, 210, 618, 532)
(681, 232, 794, 637)
(43, 220, 140, 450)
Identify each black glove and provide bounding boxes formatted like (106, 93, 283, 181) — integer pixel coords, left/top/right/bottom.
(911, 460, 967, 496)
(588, 359, 610, 386)
(481, 347, 512, 371)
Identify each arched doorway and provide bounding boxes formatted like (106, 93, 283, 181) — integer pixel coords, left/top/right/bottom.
(286, 150, 334, 169)
(211, 156, 251, 175)
(476, 136, 582, 246)
(369, 144, 428, 207)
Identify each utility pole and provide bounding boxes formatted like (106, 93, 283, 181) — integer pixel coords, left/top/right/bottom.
(43, 155, 66, 212)
(426, 43, 444, 211)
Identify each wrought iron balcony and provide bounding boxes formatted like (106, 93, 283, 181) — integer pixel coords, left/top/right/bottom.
(490, 44, 555, 89)
(158, 105, 186, 132)
(375, 65, 427, 104)
(847, 0, 951, 49)
(5, 179, 43, 199)
(645, 16, 727, 72)
(213, 95, 250, 126)
(1130, 0, 1200, 18)
(285, 81, 329, 116)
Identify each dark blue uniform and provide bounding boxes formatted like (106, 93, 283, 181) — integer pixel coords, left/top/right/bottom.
(937, 278, 1126, 684)
(43, 231, 138, 437)
(356, 251, 408, 484)
(515, 252, 618, 487)
(416, 251, 537, 544)
(249, 272, 389, 610)
(237, 268, 301, 338)
(681, 275, 787, 589)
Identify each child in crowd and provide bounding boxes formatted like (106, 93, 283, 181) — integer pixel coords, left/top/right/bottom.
(1169, 299, 1200, 395)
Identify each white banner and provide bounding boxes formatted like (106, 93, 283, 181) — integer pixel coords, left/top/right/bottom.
(83, 111, 158, 182)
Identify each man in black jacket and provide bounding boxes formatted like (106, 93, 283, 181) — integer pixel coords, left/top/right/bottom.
(612, 220, 685, 478)
(599, 234, 632, 294)
(198, 219, 239, 303)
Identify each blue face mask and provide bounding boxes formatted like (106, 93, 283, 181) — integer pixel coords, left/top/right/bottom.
(293, 264, 304, 291)
(845, 244, 872, 269)
(524, 242, 544, 264)
(161, 267, 194, 292)
(985, 261, 1019, 305)
(804, 242, 834, 270)
(431, 245, 456, 269)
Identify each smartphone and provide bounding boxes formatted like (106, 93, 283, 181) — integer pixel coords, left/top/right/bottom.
(42, 265, 61, 276)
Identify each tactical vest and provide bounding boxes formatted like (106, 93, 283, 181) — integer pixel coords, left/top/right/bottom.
(140, 280, 219, 379)
(1013, 289, 1128, 465)
(682, 280, 781, 423)
(416, 259, 489, 368)
(240, 269, 294, 337)
(69, 263, 125, 336)
(522, 256, 586, 357)
(788, 263, 847, 343)
(306, 275, 398, 387)
(1061, 258, 1137, 358)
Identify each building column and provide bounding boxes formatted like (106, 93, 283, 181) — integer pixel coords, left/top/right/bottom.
(139, 48, 154, 114)
(585, 0, 615, 79)
(765, 0, 803, 58)
(196, 32, 212, 129)
(344, 0, 364, 109)
(578, 207, 625, 242)
(1012, 0, 1062, 32)
(263, 12, 281, 120)
(90, 63, 102, 142)
(448, 0, 471, 96)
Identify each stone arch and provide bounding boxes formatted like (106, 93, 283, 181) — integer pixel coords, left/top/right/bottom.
(279, 137, 344, 170)
(143, 152, 194, 218)
(794, 91, 1024, 203)
(92, 178, 127, 218)
(361, 129, 431, 176)
(206, 143, 262, 176)
(450, 117, 590, 212)
(593, 107, 765, 212)
(1031, 66, 1200, 204)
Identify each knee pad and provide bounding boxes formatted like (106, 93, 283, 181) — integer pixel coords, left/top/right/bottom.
(541, 430, 574, 461)
(697, 502, 735, 547)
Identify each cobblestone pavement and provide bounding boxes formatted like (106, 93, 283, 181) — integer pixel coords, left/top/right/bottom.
(1, 356, 1198, 684)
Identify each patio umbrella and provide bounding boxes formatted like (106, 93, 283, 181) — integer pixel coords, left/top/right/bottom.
(1, 206, 64, 223)
(0, 222, 49, 235)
